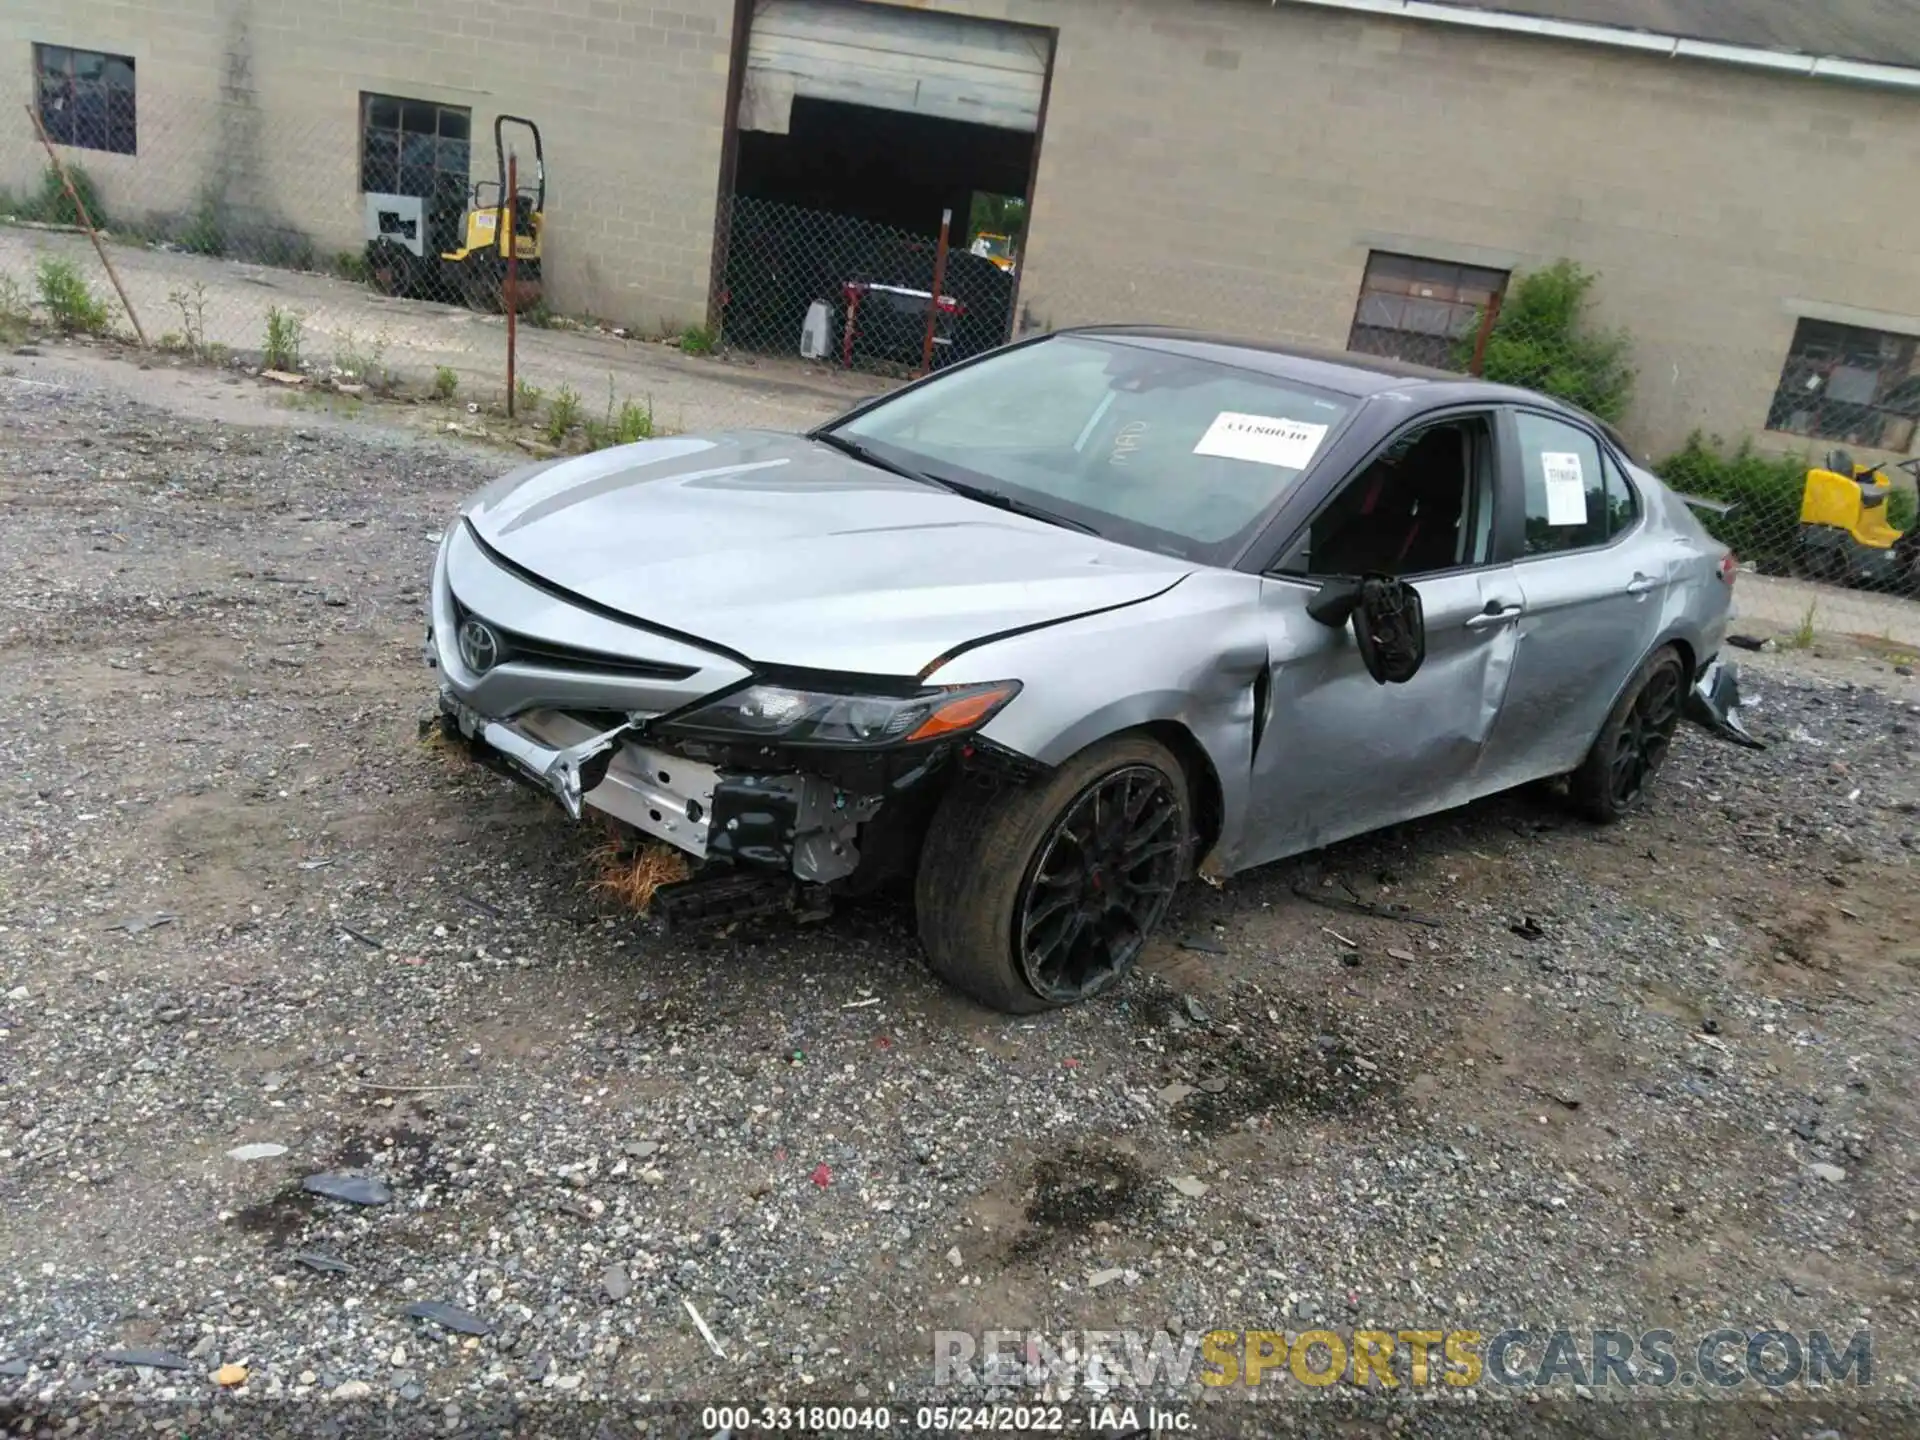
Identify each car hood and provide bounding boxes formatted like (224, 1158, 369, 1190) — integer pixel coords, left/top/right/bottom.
(463, 430, 1191, 675)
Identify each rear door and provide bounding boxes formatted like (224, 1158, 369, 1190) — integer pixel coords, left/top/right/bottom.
(1476, 407, 1662, 790)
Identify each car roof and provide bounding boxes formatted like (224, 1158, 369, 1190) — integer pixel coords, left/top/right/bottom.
(1058, 325, 1631, 448)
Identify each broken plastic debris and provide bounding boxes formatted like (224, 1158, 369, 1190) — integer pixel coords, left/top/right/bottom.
(226, 1142, 288, 1162)
(405, 1301, 492, 1335)
(214, 1363, 248, 1387)
(100, 1349, 193, 1371)
(1168, 1175, 1210, 1199)
(810, 1163, 832, 1188)
(289, 1251, 352, 1274)
(1088, 1268, 1126, 1288)
(302, 1173, 392, 1206)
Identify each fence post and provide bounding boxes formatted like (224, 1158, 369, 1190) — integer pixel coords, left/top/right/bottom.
(505, 152, 518, 417)
(1468, 291, 1502, 378)
(920, 208, 953, 378)
(25, 102, 147, 347)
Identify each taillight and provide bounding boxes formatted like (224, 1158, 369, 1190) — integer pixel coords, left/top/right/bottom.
(1717, 552, 1738, 584)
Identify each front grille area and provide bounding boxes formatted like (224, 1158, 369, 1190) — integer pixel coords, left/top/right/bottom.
(449, 594, 698, 681)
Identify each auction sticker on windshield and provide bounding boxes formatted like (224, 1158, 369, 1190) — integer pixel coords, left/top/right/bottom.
(1194, 413, 1329, 469)
(1541, 451, 1589, 526)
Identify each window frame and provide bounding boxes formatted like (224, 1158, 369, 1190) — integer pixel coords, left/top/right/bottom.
(358, 91, 473, 201)
(33, 42, 137, 156)
(1347, 251, 1510, 369)
(1263, 406, 1509, 584)
(1766, 316, 1920, 452)
(1502, 403, 1646, 564)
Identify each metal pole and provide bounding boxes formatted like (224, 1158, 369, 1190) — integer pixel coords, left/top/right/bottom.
(920, 208, 953, 378)
(25, 102, 146, 346)
(1468, 291, 1503, 377)
(505, 152, 518, 417)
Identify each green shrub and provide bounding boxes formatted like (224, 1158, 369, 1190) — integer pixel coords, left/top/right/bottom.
(1889, 486, 1917, 535)
(17, 163, 108, 229)
(0, 272, 31, 342)
(167, 283, 212, 358)
(1653, 432, 1808, 572)
(513, 378, 544, 414)
(432, 365, 459, 401)
(544, 383, 581, 444)
(1463, 260, 1634, 424)
(263, 305, 303, 370)
(178, 189, 224, 256)
(35, 255, 112, 334)
(679, 324, 717, 357)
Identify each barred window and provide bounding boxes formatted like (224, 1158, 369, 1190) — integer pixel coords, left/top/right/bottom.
(359, 94, 471, 205)
(1767, 318, 1920, 454)
(1348, 251, 1508, 370)
(34, 44, 136, 156)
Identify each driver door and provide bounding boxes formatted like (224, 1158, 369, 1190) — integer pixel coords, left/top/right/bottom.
(1238, 410, 1525, 868)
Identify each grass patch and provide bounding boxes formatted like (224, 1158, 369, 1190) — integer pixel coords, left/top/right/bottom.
(1790, 600, 1819, 650)
(544, 383, 582, 445)
(581, 376, 655, 451)
(0, 273, 31, 343)
(431, 365, 459, 402)
(679, 324, 717, 356)
(331, 326, 393, 388)
(513, 379, 544, 415)
(35, 255, 113, 334)
(263, 306, 303, 371)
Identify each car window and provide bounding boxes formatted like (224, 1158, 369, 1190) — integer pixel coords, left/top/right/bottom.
(1602, 452, 1640, 535)
(833, 336, 1354, 557)
(1274, 414, 1496, 578)
(1515, 411, 1610, 555)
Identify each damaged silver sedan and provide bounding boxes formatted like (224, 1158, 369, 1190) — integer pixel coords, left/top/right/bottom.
(426, 329, 1759, 1013)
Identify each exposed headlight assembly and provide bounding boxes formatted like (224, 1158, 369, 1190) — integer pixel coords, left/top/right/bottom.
(657, 680, 1021, 748)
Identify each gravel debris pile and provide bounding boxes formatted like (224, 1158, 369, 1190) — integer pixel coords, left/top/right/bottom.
(1, 361, 1917, 1434)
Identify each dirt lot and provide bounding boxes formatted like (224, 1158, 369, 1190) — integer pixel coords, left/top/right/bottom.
(2, 346, 1919, 1435)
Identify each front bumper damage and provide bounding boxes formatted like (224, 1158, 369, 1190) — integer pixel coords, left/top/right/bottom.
(1684, 656, 1765, 751)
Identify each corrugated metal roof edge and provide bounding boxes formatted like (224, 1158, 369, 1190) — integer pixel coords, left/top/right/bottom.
(1273, 0, 1920, 90)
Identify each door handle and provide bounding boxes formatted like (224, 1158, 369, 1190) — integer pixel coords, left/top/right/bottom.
(1465, 602, 1523, 631)
(1626, 573, 1657, 596)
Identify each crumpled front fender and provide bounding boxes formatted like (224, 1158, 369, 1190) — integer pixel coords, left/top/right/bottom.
(1684, 657, 1764, 750)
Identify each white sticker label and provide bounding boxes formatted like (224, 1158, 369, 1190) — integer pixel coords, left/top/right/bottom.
(1193, 413, 1329, 469)
(1541, 451, 1589, 526)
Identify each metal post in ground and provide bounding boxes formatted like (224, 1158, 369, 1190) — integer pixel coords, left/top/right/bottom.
(920, 208, 953, 378)
(506, 152, 519, 418)
(25, 102, 147, 347)
(1468, 291, 1503, 378)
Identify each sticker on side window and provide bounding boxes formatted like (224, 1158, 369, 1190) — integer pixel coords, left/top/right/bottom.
(1193, 413, 1329, 469)
(1541, 451, 1589, 526)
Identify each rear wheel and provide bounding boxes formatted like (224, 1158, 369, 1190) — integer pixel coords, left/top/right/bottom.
(914, 735, 1191, 1014)
(1569, 646, 1686, 823)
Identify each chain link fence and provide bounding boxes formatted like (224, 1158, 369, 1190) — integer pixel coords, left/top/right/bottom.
(714, 194, 1015, 376)
(5, 91, 1918, 651)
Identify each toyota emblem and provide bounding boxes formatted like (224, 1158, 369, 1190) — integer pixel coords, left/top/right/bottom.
(457, 617, 501, 673)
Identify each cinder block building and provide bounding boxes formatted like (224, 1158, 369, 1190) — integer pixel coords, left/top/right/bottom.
(4, 0, 1918, 456)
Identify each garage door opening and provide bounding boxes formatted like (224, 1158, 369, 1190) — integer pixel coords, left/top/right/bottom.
(712, 0, 1054, 373)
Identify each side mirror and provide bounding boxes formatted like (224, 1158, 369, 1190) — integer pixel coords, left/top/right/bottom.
(1356, 576, 1427, 684)
(1304, 575, 1426, 683)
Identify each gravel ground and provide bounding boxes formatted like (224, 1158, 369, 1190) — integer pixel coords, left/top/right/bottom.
(1, 350, 1918, 1437)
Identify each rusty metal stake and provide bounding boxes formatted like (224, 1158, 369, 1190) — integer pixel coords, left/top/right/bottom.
(1468, 291, 1503, 378)
(920, 208, 953, 379)
(25, 102, 146, 347)
(506, 152, 518, 418)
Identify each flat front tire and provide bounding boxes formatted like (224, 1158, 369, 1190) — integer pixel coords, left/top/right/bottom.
(914, 735, 1192, 1014)
(1570, 645, 1686, 823)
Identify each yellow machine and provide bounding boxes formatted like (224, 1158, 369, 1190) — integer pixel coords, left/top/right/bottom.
(1798, 449, 1920, 588)
(365, 115, 545, 312)
(968, 232, 1016, 272)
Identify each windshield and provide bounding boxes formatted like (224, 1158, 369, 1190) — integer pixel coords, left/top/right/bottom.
(831, 335, 1352, 559)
